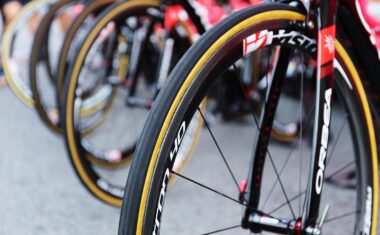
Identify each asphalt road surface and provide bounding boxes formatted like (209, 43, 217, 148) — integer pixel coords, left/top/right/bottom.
(1, 82, 380, 234)
(0, 87, 120, 234)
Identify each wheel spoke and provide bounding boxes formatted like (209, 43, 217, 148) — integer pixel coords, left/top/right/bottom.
(326, 114, 348, 166)
(268, 160, 355, 214)
(262, 105, 315, 210)
(325, 160, 355, 180)
(171, 170, 276, 219)
(265, 111, 349, 216)
(324, 210, 359, 224)
(171, 170, 244, 207)
(197, 108, 240, 190)
(202, 224, 241, 234)
(268, 190, 306, 214)
(266, 150, 296, 219)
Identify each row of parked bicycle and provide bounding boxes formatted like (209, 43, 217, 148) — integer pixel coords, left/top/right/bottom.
(3, 0, 380, 234)
(5, 0, 296, 206)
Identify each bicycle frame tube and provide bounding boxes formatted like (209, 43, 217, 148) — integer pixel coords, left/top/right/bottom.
(302, 0, 337, 227)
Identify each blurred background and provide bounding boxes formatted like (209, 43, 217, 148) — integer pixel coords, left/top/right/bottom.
(0, 0, 379, 234)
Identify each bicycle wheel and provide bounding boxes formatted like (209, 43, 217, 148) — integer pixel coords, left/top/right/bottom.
(1, 0, 54, 107)
(63, 0, 203, 206)
(55, 0, 117, 101)
(30, 0, 82, 133)
(61, 0, 163, 169)
(119, 4, 378, 234)
(33, 0, 117, 134)
(30, 0, 117, 133)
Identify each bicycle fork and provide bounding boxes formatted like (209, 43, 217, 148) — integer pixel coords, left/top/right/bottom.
(240, 0, 337, 233)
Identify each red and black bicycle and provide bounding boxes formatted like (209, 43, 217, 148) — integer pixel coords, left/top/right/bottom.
(119, 0, 380, 234)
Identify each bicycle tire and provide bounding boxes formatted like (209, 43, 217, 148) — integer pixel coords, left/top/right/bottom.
(119, 4, 378, 234)
(63, 0, 164, 206)
(1, 0, 54, 107)
(63, 0, 205, 206)
(29, 0, 78, 133)
(55, 0, 117, 118)
(30, 0, 116, 133)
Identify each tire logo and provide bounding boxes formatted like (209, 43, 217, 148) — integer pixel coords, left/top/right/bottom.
(170, 122, 186, 161)
(153, 121, 187, 234)
(153, 169, 170, 235)
(243, 30, 271, 55)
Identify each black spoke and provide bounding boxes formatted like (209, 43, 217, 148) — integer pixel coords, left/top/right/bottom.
(261, 143, 296, 210)
(326, 114, 348, 166)
(197, 108, 240, 190)
(324, 210, 359, 224)
(171, 170, 277, 220)
(202, 225, 241, 234)
(268, 160, 355, 214)
(264, 109, 350, 216)
(266, 150, 296, 219)
(268, 190, 306, 214)
(171, 170, 244, 207)
(325, 160, 355, 180)
(262, 104, 315, 210)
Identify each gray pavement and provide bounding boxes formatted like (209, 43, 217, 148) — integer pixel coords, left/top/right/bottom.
(0, 87, 120, 235)
(1, 81, 379, 234)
